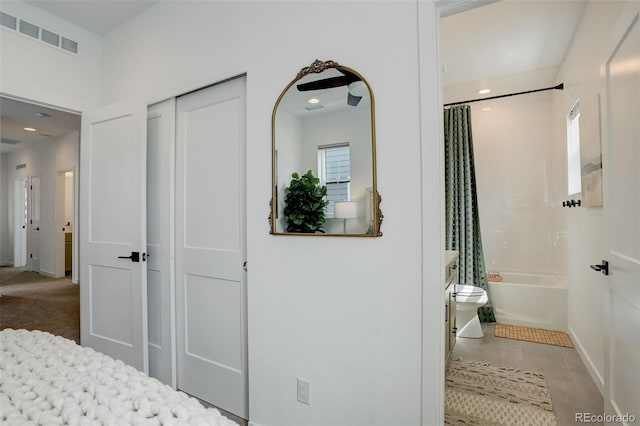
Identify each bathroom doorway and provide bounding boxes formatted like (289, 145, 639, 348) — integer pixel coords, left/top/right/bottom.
(55, 168, 76, 278)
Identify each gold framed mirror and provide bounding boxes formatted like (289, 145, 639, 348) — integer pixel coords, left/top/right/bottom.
(270, 59, 382, 236)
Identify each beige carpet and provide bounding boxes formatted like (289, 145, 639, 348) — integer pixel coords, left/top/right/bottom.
(495, 323, 574, 348)
(0, 267, 79, 343)
(445, 359, 557, 425)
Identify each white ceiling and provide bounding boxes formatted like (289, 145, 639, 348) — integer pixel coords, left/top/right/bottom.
(1, 98, 81, 154)
(441, 0, 587, 102)
(24, 0, 159, 36)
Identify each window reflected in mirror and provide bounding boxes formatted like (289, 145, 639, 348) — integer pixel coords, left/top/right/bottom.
(270, 59, 382, 236)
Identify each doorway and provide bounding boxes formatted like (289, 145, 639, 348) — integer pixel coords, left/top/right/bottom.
(13, 177, 27, 267)
(1, 96, 81, 277)
(56, 169, 75, 278)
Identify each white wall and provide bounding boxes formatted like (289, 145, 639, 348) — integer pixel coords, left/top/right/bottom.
(0, 153, 10, 265)
(5, 132, 79, 277)
(274, 111, 302, 232)
(453, 91, 567, 276)
(558, 0, 626, 392)
(64, 172, 73, 229)
(0, 0, 103, 111)
(102, 2, 437, 425)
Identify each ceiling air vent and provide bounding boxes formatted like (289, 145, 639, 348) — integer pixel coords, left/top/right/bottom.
(19, 19, 39, 39)
(0, 12, 17, 30)
(61, 37, 78, 54)
(1, 138, 21, 145)
(41, 29, 59, 47)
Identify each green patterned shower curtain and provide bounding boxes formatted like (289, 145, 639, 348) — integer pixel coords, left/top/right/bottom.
(444, 105, 495, 322)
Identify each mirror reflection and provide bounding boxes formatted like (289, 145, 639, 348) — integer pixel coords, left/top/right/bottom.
(271, 60, 382, 236)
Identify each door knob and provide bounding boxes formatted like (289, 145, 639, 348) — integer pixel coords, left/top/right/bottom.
(590, 260, 609, 276)
(118, 251, 140, 262)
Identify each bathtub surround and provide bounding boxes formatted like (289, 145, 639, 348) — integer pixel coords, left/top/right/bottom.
(444, 105, 494, 322)
(464, 91, 567, 277)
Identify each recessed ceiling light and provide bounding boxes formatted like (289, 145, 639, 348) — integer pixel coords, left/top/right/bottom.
(478, 89, 491, 95)
(34, 112, 50, 118)
(482, 107, 491, 111)
(24, 127, 37, 132)
(308, 98, 320, 104)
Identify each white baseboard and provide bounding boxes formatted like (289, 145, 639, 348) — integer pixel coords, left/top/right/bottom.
(568, 325, 605, 395)
(39, 270, 57, 278)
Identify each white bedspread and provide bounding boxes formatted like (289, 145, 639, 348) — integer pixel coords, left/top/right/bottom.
(0, 329, 239, 426)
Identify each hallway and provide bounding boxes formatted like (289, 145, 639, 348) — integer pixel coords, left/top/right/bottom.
(0, 267, 79, 343)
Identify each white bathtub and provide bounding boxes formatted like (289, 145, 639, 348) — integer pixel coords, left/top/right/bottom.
(487, 272, 567, 331)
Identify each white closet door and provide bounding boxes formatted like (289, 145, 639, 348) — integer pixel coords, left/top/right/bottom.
(147, 100, 176, 387)
(176, 77, 247, 419)
(80, 99, 148, 372)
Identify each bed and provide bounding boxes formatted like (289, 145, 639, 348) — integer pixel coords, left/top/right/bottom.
(0, 329, 239, 425)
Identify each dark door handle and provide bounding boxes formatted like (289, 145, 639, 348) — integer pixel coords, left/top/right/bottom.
(590, 260, 609, 276)
(118, 251, 140, 262)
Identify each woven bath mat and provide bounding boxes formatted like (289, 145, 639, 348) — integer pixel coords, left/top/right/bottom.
(445, 359, 557, 425)
(487, 272, 503, 282)
(495, 323, 573, 348)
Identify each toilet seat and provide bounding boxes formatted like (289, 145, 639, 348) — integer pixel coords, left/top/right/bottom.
(456, 285, 488, 302)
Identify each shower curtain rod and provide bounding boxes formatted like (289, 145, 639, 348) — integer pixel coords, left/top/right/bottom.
(444, 83, 564, 107)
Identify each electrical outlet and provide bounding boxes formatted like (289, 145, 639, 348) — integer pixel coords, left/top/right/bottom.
(297, 378, 310, 405)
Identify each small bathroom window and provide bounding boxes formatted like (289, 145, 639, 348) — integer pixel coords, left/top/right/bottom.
(566, 100, 582, 195)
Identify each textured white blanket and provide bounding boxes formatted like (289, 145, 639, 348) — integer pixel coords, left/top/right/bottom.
(0, 329, 239, 426)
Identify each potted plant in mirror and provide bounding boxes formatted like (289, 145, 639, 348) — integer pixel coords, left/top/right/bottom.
(284, 170, 328, 233)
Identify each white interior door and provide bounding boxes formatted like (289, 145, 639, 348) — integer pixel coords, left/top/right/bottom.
(28, 175, 40, 272)
(13, 177, 27, 267)
(176, 77, 247, 419)
(147, 99, 176, 387)
(601, 2, 640, 422)
(80, 99, 149, 372)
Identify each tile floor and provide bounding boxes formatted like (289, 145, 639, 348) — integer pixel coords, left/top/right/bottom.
(452, 323, 604, 426)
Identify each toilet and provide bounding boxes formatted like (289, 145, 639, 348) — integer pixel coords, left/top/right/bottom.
(455, 284, 489, 338)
